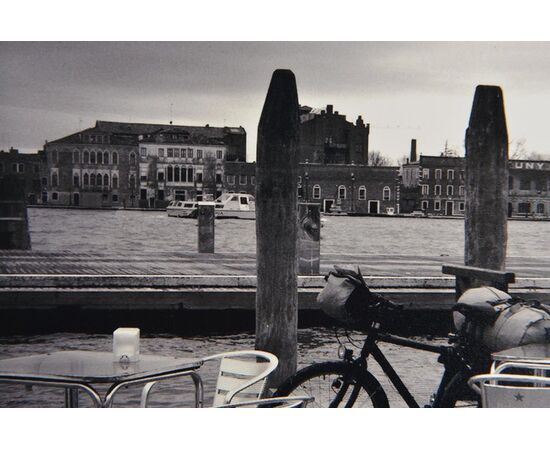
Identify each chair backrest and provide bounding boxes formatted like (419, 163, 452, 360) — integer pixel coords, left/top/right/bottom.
(469, 374, 550, 408)
(216, 396, 313, 408)
(206, 351, 278, 407)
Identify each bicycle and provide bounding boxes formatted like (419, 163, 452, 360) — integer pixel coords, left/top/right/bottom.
(273, 267, 492, 408)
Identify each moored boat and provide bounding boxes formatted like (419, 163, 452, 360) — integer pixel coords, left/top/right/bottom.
(214, 193, 255, 219)
(166, 200, 198, 218)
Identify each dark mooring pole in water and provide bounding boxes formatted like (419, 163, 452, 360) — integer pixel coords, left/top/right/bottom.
(255, 69, 300, 386)
(465, 85, 508, 272)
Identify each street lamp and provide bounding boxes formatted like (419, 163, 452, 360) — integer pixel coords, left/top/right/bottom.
(304, 171, 309, 202)
(350, 172, 355, 213)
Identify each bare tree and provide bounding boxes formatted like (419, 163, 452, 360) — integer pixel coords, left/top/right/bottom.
(396, 154, 410, 166)
(368, 150, 393, 166)
(509, 138, 527, 160)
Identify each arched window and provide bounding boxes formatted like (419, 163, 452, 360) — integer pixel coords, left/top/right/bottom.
(97, 173, 102, 186)
(112, 152, 118, 165)
(51, 173, 58, 187)
(358, 186, 367, 200)
(97, 151, 103, 165)
(90, 151, 96, 164)
(129, 174, 135, 189)
(83, 150, 89, 164)
(83, 173, 89, 186)
(104, 174, 109, 187)
(90, 173, 96, 185)
(112, 175, 118, 189)
(129, 152, 136, 165)
(73, 174, 79, 187)
(338, 185, 346, 200)
(73, 151, 80, 164)
(167, 166, 173, 182)
(537, 203, 545, 214)
(383, 186, 391, 201)
(174, 166, 180, 182)
(312, 184, 321, 199)
(181, 167, 186, 182)
(104, 151, 109, 165)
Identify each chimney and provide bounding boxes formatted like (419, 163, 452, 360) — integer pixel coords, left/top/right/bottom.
(410, 139, 417, 162)
(356, 115, 364, 127)
(326, 104, 333, 115)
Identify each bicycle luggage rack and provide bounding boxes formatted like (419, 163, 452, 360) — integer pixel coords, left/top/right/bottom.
(442, 264, 516, 299)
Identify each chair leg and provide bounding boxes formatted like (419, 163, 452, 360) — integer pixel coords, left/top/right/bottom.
(191, 373, 204, 408)
(140, 381, 158, 408)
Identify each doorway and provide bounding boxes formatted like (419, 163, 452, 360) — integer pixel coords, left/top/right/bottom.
(368, 200, 380, 214)
(323, 199, 334, 213)
(73, 193, 80, 206)
(445, 201, 454, 216)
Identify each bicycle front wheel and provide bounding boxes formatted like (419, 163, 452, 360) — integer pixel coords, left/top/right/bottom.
(273, 361, 389, 408)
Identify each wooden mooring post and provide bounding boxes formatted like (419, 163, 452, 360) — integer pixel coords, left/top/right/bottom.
(443, 85, 511, 297)
(197, 202, 215, 254)
(0, 175, 31, 250)
(255, 69, 300, 386)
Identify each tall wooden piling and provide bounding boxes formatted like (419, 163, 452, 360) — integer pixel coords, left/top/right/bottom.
(255, 69, 300, 386)
(0, 175, 31, 250)
(197, 202, 215, 253)
(464, 85, 508, 272)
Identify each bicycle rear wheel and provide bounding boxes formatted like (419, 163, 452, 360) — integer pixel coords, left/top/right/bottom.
(273, 361, 389, 408)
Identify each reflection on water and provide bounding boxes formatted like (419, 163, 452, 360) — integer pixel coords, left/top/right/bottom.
(28, 208, 550, 258)
(0, 329, 445, 408)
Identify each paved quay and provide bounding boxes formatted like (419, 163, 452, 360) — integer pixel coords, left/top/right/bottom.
(1, 249, 549, 277)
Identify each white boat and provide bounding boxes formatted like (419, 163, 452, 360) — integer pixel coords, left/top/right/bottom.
(214, 193, 255, 219)
(167, 200, 198, 218)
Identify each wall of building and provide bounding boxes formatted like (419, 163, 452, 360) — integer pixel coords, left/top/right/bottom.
(0, 148, 46, 205)
(508, 160, 550, 216)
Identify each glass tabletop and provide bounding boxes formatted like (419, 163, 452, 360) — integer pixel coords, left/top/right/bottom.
(492, 344, 550, 362)
(0, 351, 203, 383)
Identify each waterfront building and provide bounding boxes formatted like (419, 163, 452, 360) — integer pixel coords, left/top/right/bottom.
(508, 160, 550, 217)
(224, 161, 399, 214)
(0, 148, 45, 204)
(43, 121, 246, 208)
(299, 104, 370, 164)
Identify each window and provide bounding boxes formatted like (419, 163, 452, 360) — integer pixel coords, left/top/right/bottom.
(421, 200, 428, 210)
(196, 172, 203, 183)
(435, 185, 441, 196)
(97, 174, 102, 186)
(83, 151, 89, 164)
(112, 152, 118, 165)
(459, 170, 465, 181)
(157, 190, 165, 201)
(52, 192, 58, 201)
(535, 178, 545, 192)
(383, 186, 391, 201)
(188, 149, 193, 158)
(313, 185, 321, 199)
(112, 194, 119, 202)
(129, 152, 136, 165)
(97, 151, 103, 165)
(459, 202, 465, 212)
(158, 171, 165, 182)
(83, 173, 89, 186)
(459, 185, 464, 196)
(73, 151, 80, 164)
(338, 185, 346, 200)
(90, 173, 96, 185)
(174, 148, 180, 158)
(167, 166, 173, 182)
(181, 149, 186, 158)
(422, 168, 429, 179)
(508, 176, 514, 190)
(435, 169, 442, 180)
(518, 202, 531, 214)
(140, 189, 147, 201)
(226, 175, 236, 185)
(113, 175, 118, 189)
(216, 173, 222, 184)
(51, 172, 58, 187)
(167, 148, 174, 158)
(239, 175, 247, 185)
(421, 184, 429, 195)
(158, 148, 164, 158)
(196, 189, 203, 201)
(434, 200, 441, 211)
(197, 149, 203, 159)
(216, 150, 223, 160)
(520, 177, 531, 190)
(104, 151, 109, 164)
(447, 185, 454, 196)
(41, 177, 48, 186)
(358, 186, 366, 200)
(90, 151, 96, 164)
(129, 174, 136, 189)
(104, 174, 109, 187)
(180, 167, 186, 182)
(141, 147, 147, 157)
(174, 166, 180, 182)
(537, 203, 545, 214)
(187, 168, 193, 182)
(73, 174, 79, 187)
(447, 169, 454, 180)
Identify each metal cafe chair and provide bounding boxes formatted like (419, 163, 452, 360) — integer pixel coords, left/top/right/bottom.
(468, 373, 550, 408)
(215, 396, 313, 408)
(140, 350, 278, 408)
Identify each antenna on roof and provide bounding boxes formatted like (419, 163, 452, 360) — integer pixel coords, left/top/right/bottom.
(170, 103, 173, 125)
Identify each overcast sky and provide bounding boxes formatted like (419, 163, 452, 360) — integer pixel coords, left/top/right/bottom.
(2, 41, 550, 162)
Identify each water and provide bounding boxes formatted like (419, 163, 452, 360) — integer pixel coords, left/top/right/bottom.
(0, 329, 445, 408)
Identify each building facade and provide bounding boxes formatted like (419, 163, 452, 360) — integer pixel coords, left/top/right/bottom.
(0, 148, 46, 205)
(43, 121, 246, 208)
(299, 105, 370, 165)
(508, 160, 550, 216)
